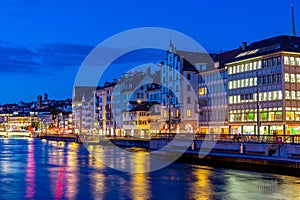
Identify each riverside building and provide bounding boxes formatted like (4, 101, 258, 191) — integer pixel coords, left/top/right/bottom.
(227, 35, 300, 135)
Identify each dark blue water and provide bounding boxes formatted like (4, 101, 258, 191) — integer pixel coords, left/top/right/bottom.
(0, 139, 299, 200)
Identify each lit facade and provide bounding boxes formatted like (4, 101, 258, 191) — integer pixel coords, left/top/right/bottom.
(227, 35, 300, 135)
(161, 44, 200, 133)
(197, 49, 240, 134)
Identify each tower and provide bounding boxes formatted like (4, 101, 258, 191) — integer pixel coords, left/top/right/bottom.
(44, 93, 48, 102)
(291, 0, 296, 36)
(37, 95, 42, 109)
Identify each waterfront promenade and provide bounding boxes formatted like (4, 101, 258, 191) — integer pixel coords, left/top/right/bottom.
(29, 132, 300, 175)
(81, 133, 300, 174)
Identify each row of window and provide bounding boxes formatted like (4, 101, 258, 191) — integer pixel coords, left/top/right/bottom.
(229, 74, 282, 89)
(199, 110, 228, 122)
(285, 91, 300, 100)
(229, 90, 283, 104)
(230, 110, 300, 122)
(284, 73, 300, 83)
(199, 71, 227, 83)
(229, 77, 257, 89)
(228, 60, 262, 75)
(227, 56, 300, 75)
(284, 56, 300, 66)
(261, 56, 282, 68)
(258, 74, 282, 85)
(229, 111, 283, 122)
(198, 84, 227, 96)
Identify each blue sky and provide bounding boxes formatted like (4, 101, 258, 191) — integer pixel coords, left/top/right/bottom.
(0, 0, 298, 103)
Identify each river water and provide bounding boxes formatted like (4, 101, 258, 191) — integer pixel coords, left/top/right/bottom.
(0, 138, 299, 200)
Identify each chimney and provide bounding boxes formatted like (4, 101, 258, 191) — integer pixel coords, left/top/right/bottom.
(241, 42, 247, 50)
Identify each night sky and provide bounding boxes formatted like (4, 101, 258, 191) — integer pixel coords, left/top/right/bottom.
(0, 0, 298, 103)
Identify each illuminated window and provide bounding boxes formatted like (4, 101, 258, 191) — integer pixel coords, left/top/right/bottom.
(297, 91, 300, 100)
(229, 81, 232, 89)
(258, 60, 262, 68)
(278, 91, 282, 100)
(284, 56, 289, 65)
(229, 96, 233, 104)
(198, 88, 207, 96)
(245, 63, 248, 72)
(296, 58, 300, 66)
(259, 93, 263, 101)
(241, 79, 244, 87)
(237, 65, 240, 73)
(285, 73, 290, 82)
(249, 78, 253, 86)
(295, 112, 300, 120)
(237, 80, 240, 88)
(273, 91, 277, 100)
(245, 78, 249, 87)
(228, 67, 232, 74)
(286, 91, 290, 99)
(232, 66, 236, 74)
(249, 63, 253, 71)
(187, 110, 191, 117)
(237, 95, 240, 103)
(286, 111, 295, 120)
(253, 62, 257, 70)
(291, 74, 296, 82)
(292, 91, 296, 99)
(297, 74, 300, 83)
(263, 92, 267, 101)
(291, 57, 295, 65)
(268, 92, 272, 101)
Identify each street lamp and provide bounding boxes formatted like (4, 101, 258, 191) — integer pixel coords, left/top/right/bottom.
(257, 71, 260, 136)
(168, 93, 173, 133)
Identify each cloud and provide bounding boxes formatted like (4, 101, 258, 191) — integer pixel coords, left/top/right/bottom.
(0, 41, 165, 76)
(0, 44, 39, 74)
(37, 42, 94, 69)
(0, 42, 94, 74)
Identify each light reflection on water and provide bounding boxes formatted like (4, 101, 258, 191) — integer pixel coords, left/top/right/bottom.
(0, 139, 299, 199)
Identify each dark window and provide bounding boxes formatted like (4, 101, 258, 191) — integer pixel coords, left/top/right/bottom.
(272, 57, 276, 66)
(277, 56, 281, 65)
(258, 76, 261, 85)
(187, 74, 191, 80)
(187, 97, 191, 104)
(187, 85, 191, 91)
(277, 74, 282, 83)
(272, 74, 276, 83)
(268, 75, 272, 84)
(262, 60, 267, 68)
(263, 76, 267, 84)
(267, 59, 272, 67)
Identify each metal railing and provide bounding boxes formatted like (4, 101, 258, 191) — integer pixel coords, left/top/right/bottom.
(151, 133, 300, 144)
